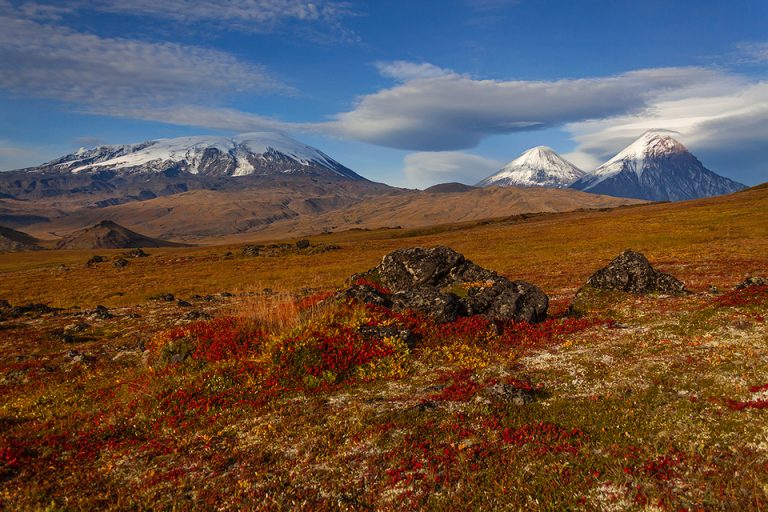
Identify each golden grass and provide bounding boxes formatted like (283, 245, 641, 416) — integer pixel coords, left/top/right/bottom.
(1, 187, 766, 308)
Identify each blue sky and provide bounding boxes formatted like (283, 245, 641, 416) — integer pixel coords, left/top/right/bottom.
(0, 0, 766, 187)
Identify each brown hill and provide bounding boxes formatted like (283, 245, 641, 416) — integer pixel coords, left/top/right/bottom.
(423, 182, 477, 193)
(3, 176, 644, 244)
(54, 220, 189, 249)
(0, 225, 43, 252)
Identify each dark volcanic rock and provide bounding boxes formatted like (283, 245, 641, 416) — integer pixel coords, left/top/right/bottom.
(391, 287, 465, 324)
(87, 255, 107, 266)
(113, 257, 129, 268)
(124, 248, 149, 258)
(345, 246, 548, 323)
(583, 250, 687, 295)
(296, 239, 311, 250)
(736, 276, 768, 289)
(342, 284, 392, 308)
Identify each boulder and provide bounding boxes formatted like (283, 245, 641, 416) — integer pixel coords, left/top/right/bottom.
(345, 246, 548, 323)
(582, 250, 687, 295)
(736, 276, 768, 289)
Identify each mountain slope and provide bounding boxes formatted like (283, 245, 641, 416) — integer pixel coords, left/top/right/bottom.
(0, 225, 43, 252)
(570, 131, 746, 201)
(477, 146, 585, 188)
(54, 221, 188, 249)
(31, 132, 363, 180)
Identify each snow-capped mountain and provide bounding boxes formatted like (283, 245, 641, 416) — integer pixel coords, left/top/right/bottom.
(570, 130, 746, 201)
(34, 132, 363, 180)
(476, 146, 585, 188)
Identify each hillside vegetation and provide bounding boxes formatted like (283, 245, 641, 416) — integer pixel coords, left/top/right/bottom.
(0, 187, 767, 510)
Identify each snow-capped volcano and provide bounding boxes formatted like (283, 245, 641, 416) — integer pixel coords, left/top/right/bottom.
(570, 130, 746, 201)
(36, 132, 363, 180)
(476, 146, 585, 188)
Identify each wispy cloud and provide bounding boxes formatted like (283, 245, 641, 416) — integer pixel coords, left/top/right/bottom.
(6, 0, 359, 41)
(403, 151, 501, 187)
(319, 62, 728, 151)
(734, 41, 768, 64)
(0, 14, 289, 113)
(374, 61, 455, 81)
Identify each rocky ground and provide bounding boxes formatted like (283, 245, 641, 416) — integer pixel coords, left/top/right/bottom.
(1, 245, 767, 510)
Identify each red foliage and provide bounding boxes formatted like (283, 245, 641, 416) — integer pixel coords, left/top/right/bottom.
(500, 317, 612, 347)
(749, 383, 768, 393)
(715, 285, 768, 308)
(352, 277, 391, 295)
(726, 399, 768, 411)
(162, 317, 263, 362)
(500, 422, 585, 455)
(273, 326, 396, 384)
(436, 315, 494, 343)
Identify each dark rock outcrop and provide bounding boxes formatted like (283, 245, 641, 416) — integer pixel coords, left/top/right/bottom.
(582, 250, 687, 295)
(587, 249, 688, 295)
(736, 276, 768, 289)
(345, 246, 548, 323)
(569, 250, 687, 316)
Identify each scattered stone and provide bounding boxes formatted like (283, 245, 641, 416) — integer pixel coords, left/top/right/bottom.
(123, 248, 149, 258)
(262, 288, 273, 295)
(481, 383, 536, 406)
(7, 303, 57, 318)
(220, 292, 234, 298)
(86, 255, 107, 266)
(92, 305, 112, 320)
(177, 300, 192, 308)
(346, 246, 548, 323)
(184, 310, 212, 320)
(150, 293, 175, 302)
(113, 258, 129, 268)
(296, 239, 311, 250)
(203, 295, 217, 302)
(580, 250, 687, 295)
(51, 328, 76, 344)
(242, 241, 340, 257)
(708, 285, 720, 294)
(736, 276, 768, 289)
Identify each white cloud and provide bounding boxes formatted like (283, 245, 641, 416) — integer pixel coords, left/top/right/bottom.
(375, 61, 455, 81)
(403, 151, 501, 188)
(563, 80, 768, 183)
(320, 64, 727, 151)
(734, 41, 768, 64)
(0, 15, 288, 113)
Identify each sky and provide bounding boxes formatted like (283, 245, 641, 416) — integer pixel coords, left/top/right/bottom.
(0, 0, 766, 188)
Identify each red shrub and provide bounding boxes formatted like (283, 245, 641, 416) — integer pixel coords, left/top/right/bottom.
(715, 286, 768, 308)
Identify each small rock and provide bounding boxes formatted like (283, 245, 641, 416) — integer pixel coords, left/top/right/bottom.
(123, 248, 149, 258)
(708, 285, 720, 294)
(296, 239, 311, 250)
(92, 305, 112, 320)
(51, 329, 76, 343)
(177, 300, 192, 308)
(184, 310, 211, 320)
(113, 258, 129, 268)
(86, 255, 107, 266)
(736, 276, 768, 289)
(220, 292, 233, 298)
(64, 322, 89, 334)
(482, 383, 536, 406)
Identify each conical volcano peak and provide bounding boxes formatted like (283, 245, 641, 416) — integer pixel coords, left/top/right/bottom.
(477, 146, 584, 189)
(613, 130, 688, 163)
